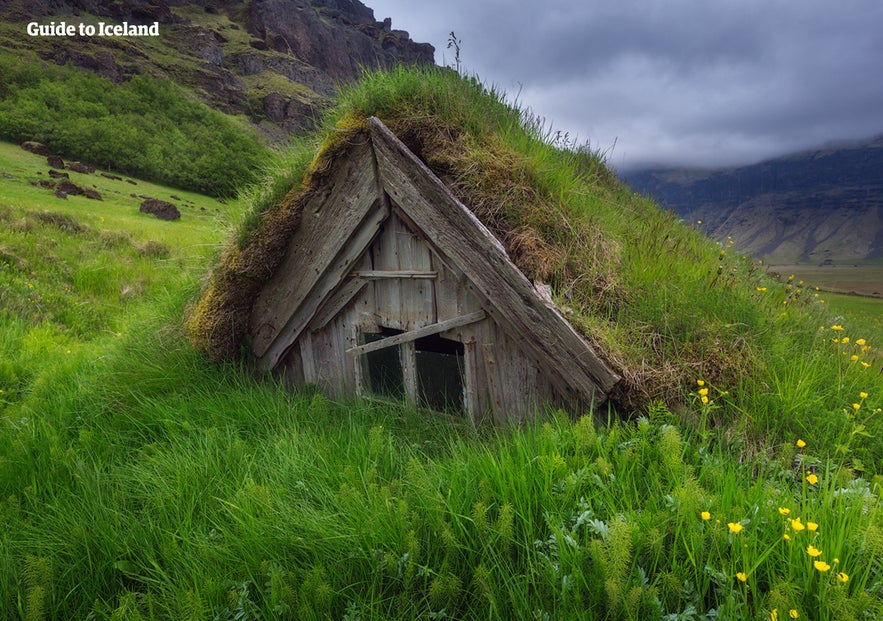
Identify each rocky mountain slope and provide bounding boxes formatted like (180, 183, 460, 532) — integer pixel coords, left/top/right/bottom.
(0, 0, 434, 139)
(623, 137, 883, 264)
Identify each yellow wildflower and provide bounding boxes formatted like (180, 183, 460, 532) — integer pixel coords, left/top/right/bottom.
(789, 611, 799, 619)
(842, 337, 850, 344)
(807, 521, 818, 532)
(806, 473, 819, 485)
(770, 610, 779, 621)
(796, 439, 806, 448)
(856, 339, 867, 346)
(778, 507, 791, 515)
(836, 572, 849, 583)
(736, 572, 747, 582)
(791, 518, 805, 532)
(783, 533, 791, 541)
(860, 391, 868, 399)
(698, 388, 709, 396)
(728, 522, 743, 534)
(831, 325, 844, 331)
(806, 545, 822, 557)
(701, 396, 709, 404)
(814, 560, 831, 572)
(853, 403, 861, 411)
(757, 287, 767, 292)
(851, 355, 860, 361)
(697, 379, 705, 386)
(861, 362, 871, 368)
(701, 511, 711, 521)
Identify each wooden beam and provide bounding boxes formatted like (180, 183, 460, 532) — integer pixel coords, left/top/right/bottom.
(346, 310, 486, 356)
(351, 270, 437, 279)
(307, 278, 368, 334)
(368, 116, 620, 407)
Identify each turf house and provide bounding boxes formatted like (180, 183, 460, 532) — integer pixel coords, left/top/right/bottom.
(192, 116, 619, 424)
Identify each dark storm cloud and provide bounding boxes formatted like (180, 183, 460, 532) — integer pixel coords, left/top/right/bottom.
(366, 0, 883, 169)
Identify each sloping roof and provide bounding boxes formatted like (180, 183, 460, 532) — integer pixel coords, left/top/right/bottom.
(244, 117, 619, 406)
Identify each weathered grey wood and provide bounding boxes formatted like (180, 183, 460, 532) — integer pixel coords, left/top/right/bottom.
(299, 332, 317, 385)
(481, 342, 504, 425)
(281, 341, 304, 388)
(308, 277, 368, 333)
(346, 310, 486, 357)
(368, 116, 619, 407)
(371, 217, 402, 329)
(352, 270, 437, 279)
(250, 140, 381, 358)
(463, 340, 479, 427)
(400, 341, 418, 404)
(258, 199, 389, 371)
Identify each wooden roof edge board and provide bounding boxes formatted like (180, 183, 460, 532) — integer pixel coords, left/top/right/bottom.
(249, 138, 381, 358)
(367, 117, 620, 400)
(256, 198, 390, 372)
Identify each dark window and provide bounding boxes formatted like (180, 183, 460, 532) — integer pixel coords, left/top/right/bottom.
(415, 334, 465, 414)
(361, 329, 405, 399)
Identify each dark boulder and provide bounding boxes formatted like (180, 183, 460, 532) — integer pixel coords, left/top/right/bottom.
(48, 169, 70, 179)
(140, 198, 181, 221)
(21, 141, 52, 156)
(67, 161, 96, 174)
(47, 155, 65, 169)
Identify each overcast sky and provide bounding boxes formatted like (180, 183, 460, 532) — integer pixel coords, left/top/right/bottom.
(366, 0, 883, 171)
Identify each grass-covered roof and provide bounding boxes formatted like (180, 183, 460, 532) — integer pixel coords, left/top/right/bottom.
(189, 66, 881, 465)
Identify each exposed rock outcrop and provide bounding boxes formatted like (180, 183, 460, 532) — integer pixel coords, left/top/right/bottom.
(1, 0, 435, 142)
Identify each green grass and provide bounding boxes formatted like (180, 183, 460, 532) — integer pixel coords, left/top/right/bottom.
(1, 66, 882, 619)
(0, 49, 270, 196)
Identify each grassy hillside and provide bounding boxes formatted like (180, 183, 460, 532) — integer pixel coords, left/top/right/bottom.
(1, 67, 882, 620)
(0, 49, 269, 196)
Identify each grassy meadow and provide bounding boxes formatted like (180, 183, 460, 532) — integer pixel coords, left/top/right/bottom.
(1, 67, 882, 620)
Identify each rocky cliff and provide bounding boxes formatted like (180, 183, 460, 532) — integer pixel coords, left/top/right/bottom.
(0, 0, 434, 138)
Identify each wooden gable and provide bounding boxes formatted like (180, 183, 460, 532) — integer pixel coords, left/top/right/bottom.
(247, 117, 620, 423)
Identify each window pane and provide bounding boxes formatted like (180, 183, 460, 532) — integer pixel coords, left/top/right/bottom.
(362, 332, 405, 399)
(415, 335, 464, 414)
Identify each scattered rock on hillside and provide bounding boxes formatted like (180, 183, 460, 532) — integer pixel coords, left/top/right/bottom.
(139, 198, 181, 221)
(21, 141, 51, 156)
(47, 155, 65, 169)
(68, 161, 96, 174)
(83, 188, 102, 200)
(101, 172, 123, 181)
(56, 181, 84, 196)
(48, 169, 70, 179)
(126, 179, 137, 185)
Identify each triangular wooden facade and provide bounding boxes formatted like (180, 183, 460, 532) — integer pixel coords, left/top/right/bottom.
(247, 117, 619, 423)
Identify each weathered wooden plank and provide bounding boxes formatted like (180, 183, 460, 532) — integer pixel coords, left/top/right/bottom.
(368, 117, 619, 407)
(400, 341, 418, 404)
(257, 199, 389, 371)
(250, 140, 381, 358)
(299, 332, 317, 385)
(371, 217, 402, 329)
(308, 277, 368, 333)
(352, 270, 437, 279)
(346, 310, 487, 356)
(393, 216, 435, 328)
(481, 342, 504, 425)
